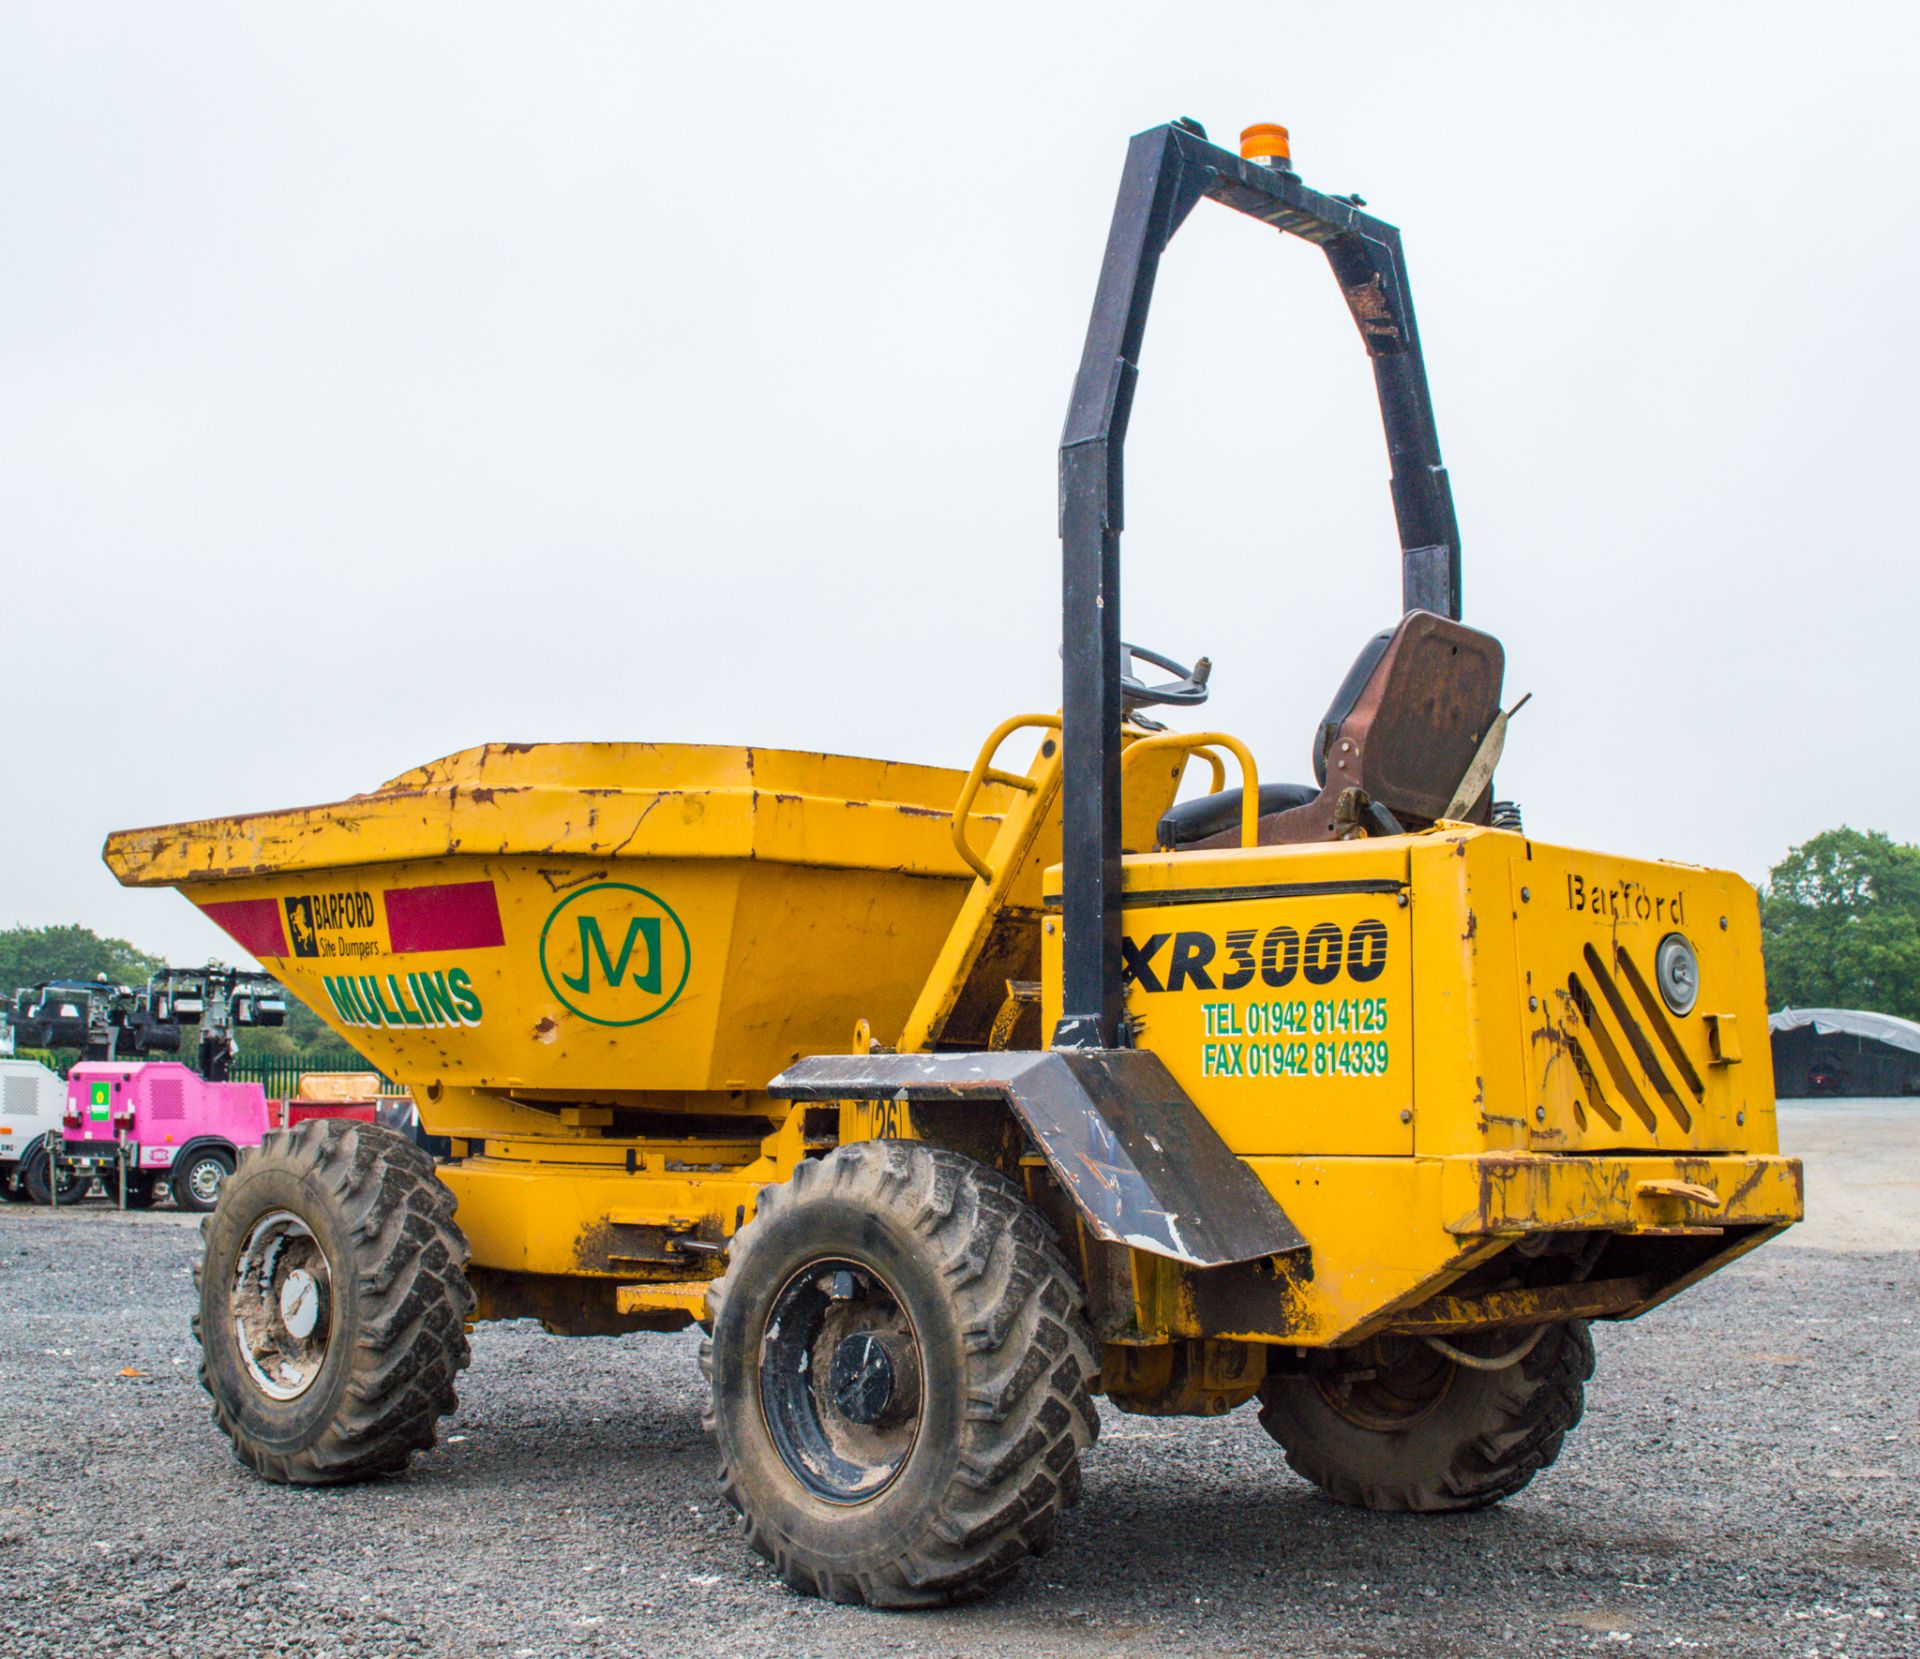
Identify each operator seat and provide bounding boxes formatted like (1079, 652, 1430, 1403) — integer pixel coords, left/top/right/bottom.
(1156, 610, 1505, 850)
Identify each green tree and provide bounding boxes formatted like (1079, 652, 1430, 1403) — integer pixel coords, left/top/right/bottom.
(0, 923, 164, 993)
(282, 999, 337, 1053)
(1760, 828, 1920, 1018)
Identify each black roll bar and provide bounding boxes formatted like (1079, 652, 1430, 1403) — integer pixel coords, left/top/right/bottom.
(1053, 122, 1462, 1050)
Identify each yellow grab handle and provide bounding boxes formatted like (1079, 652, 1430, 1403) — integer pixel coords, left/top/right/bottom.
(1121, 731, 1261, 848)
(950, 714, 1062, 883)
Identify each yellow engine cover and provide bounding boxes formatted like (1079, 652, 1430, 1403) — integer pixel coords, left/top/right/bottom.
(1043, 826, 1776, 1159)
(1042, 824, 1797, 1346)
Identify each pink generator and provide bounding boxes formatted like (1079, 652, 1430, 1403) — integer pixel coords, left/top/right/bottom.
(61, 1060, 270, 1212)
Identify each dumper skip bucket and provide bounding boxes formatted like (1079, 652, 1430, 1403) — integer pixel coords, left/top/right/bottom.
(104, 742, 1013, 1097)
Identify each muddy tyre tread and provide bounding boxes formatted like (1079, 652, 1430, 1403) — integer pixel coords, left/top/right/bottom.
(193, 1119, 473, 1485)
(1258, 1320, 1594, 1513)
(702, 1141, 1099, 1608)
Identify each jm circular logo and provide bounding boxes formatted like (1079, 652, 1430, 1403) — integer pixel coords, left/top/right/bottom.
(539, 882, 691, 1027)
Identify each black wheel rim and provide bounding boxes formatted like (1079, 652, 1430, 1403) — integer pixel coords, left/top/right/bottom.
(758, 1258, 924, 1505)
(1314, 1334, 1455, 1431)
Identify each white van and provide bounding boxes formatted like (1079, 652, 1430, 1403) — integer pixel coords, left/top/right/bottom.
(0, 1059, 76, 1202)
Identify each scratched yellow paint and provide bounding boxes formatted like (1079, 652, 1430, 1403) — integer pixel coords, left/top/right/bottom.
(105, 728, 1801, 1349)
(105, 741, 1017, 1105)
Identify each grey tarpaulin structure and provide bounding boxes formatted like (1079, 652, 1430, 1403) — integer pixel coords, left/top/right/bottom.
(1769, 1007, 1920, 1098)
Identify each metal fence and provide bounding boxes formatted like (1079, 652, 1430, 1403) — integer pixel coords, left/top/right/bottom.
(15, 1048, 396, 1094)
(228, 1055, 399, 1097)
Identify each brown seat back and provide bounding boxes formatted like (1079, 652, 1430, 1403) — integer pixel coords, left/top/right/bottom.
(1316, 610, 1504, 824)
(1165, 610, 1506, 850)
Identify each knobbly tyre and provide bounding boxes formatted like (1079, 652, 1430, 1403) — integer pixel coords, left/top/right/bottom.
(104, 120, 1801, 1607)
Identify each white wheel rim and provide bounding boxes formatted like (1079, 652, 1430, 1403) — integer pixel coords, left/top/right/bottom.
(231, 1210, 335, 1401)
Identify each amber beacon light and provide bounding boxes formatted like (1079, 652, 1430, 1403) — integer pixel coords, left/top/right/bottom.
(1239, 121, 1293, 169)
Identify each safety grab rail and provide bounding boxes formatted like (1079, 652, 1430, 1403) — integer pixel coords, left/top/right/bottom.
(949, 714, 1063, 883)
(1120, 732, 1260, 849)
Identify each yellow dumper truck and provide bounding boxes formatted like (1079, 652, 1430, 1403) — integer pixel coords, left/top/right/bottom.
(105, 120, 1800, 1607)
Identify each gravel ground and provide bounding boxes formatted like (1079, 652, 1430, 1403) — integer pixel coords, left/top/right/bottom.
(0, 1106, 1913, 1659)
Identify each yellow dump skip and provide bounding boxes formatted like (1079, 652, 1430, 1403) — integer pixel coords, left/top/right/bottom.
(104, 741, 1014, 1096)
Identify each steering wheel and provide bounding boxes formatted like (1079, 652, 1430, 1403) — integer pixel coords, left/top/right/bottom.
(1120, 642, 1212, 711)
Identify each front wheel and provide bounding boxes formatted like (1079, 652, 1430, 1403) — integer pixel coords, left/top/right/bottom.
(194, 1118, 474, 1484)
(703, 1140, 1099, 1607)
(1257, 1321, 1594, 1512)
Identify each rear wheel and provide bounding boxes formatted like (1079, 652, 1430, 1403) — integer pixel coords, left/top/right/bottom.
(122, 1172, 159, 1210)
(194, 1118, 473, 1484)
(0, 1165, 28, 1203)
(1257, 1321, 1593, 1512)
(23, 1150, 88, 1206)
(703, 1140, 1099, 1607)
(172, 1148, 234, 1213)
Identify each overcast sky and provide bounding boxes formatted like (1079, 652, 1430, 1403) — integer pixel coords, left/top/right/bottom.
(3, 3, 1915, 969)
